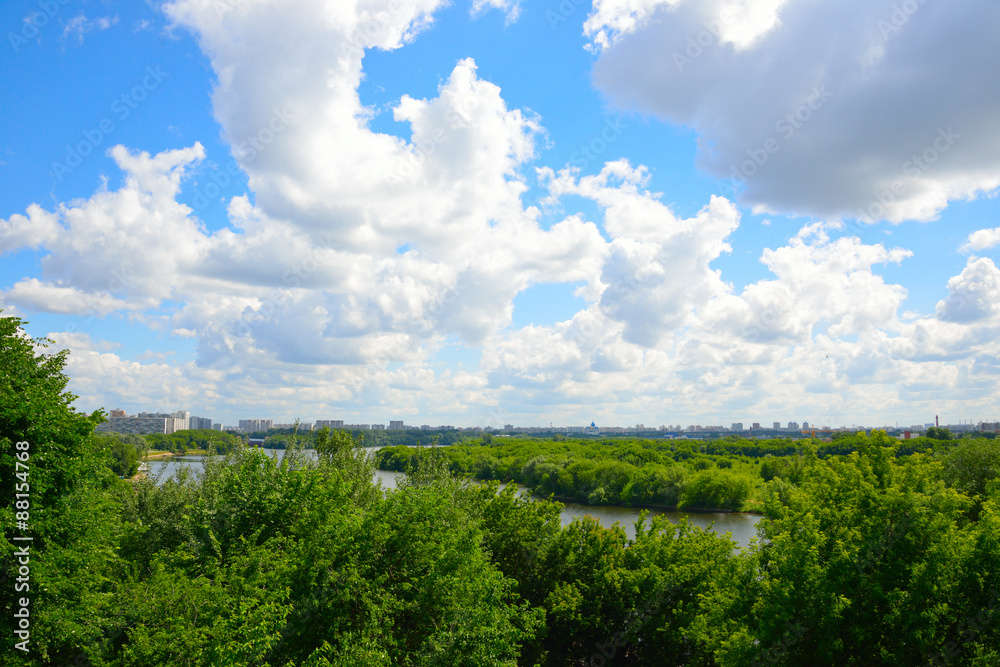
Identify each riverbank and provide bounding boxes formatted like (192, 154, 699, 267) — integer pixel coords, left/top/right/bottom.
(142, 449, 208, 460)
(469, 487, 766, 516)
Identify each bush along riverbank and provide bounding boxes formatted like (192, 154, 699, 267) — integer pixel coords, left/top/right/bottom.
(373, 432, 984, 514)
(376, 438, 785, 512)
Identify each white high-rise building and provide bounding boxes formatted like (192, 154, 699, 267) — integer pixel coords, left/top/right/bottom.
(190, 416, 213, 430)
(239, 419, 274, 432)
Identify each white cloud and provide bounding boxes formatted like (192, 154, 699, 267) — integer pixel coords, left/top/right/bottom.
(543, 161, 740, 346)
(935, 257, 1000, 324)
(585, 0, 787, 52)
(62, 14, 119, 44)
(586, 0, 1000, 223)
(960, 227, 1000, 253)
(471, 0, 521, 23)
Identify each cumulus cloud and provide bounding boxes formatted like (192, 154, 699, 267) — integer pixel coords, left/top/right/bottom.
(3, 0, 1000, 426)
(586, 0, 1000, 223)
(960, 227, 1000, 253)
(543, 160, 740, 345)
(935, 257, 1000, 324)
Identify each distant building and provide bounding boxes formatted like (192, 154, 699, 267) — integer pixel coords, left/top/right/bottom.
(129, 412, 187, 435)
(239, 419, 274, 432)
(315, 420, 344, 430)
(167, 411, 191, 433)
(752, 422, 761, 430)
(389, 421, 404, 430)
(109, 409, 126, 418)
(773, 422, 781, 430)
(731, 422, 744, 432)
(371, 424, 385, 430)
(788, 422, 799, 430)
(190, 416, 213, 430)
(803, 421, 810, 430)
(97, 414, 170, 435)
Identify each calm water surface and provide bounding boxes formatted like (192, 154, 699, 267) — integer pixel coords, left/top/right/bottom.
(147, 448, 761, 548)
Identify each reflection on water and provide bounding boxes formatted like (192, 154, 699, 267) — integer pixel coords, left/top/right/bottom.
(148, 450, 761, 549)
(375, 468, 759, 547)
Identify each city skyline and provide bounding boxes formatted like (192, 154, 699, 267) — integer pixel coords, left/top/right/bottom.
(95, 405, 997, 436)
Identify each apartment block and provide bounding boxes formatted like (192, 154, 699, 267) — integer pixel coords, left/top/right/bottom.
(97, 414, 169, 435)
(239, 419, 274, 432)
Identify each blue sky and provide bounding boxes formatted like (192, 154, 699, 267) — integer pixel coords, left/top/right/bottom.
(2, 0, 999, 428)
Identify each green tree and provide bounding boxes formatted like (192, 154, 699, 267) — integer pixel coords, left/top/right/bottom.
(679, 469, 753, 510)
(1, 314, 124, 664)
(99, 433, 141, 477)
(942, 437, 1000, 498)
(926, 426, 954, 441)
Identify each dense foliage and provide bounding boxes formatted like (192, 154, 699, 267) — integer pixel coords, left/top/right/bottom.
(3, 314, 1000, 666)
(375, 434, 966, 513)
(94, 432, 146, 477)
(144, 428, 242, 454)
(377, 438, 776, 510)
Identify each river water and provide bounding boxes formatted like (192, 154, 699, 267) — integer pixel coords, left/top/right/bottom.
(146, 449, 762, 548)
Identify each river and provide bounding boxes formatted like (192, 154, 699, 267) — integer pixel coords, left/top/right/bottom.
(146, 448, 762, 548)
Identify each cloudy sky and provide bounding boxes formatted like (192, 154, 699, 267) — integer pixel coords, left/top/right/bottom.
(2, 0, 999, 429)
